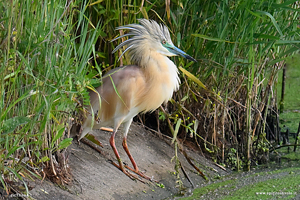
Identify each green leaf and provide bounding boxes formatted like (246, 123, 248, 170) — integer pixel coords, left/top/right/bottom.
(1, 116, 30, 135)
(252, 10, 283, 38)
(181, 95, 188, 102)
(141, 7, 149, 19)
(0, 88, 37, 122)
(90, 78, 102, 88)
(0, 174, 8, 194)
(192, 34, 235, 43)
(7, 144, 26, 158)
(177, 32, 181, 47)
(193, 119, 199, 135)
(85, 134, 103, 147)
(40, 156, 50, 163)
(172, 118, 181, 144)
(275, 40, 300, 44)
(279, 47, 299, 57)
(254, 33, 280, 40)
(4, 166, 29, 194)
(51, 127, 65, 147)
(272, 0, 298, 8)
(156, 183, 165, 188)
(179, 67, 207, 90)
(58, 138, 73, 150)
(109, 75, 128, 108)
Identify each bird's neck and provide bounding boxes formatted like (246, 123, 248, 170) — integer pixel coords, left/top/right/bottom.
(141, 51, 180, 101)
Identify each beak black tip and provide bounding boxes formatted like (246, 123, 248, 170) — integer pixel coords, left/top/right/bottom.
(186, 55, 197, 62)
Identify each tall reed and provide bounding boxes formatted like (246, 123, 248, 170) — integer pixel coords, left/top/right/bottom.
(0, 0, 102, 193)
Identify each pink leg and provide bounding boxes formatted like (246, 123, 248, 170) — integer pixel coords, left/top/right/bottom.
(122, 137, 138, 171)
(122, 137, 157, 182)
(109, 131, 143, 182)
(109, 131, 128, 171)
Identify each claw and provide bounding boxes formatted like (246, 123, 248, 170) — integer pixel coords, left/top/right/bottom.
(110, 160, 145, 183)
(124, 164, 159, 183)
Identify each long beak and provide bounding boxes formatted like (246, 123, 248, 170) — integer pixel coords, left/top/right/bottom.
(167, 45, 197, 62)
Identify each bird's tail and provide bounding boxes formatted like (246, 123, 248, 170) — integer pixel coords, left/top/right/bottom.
(78, 116, 93, 140)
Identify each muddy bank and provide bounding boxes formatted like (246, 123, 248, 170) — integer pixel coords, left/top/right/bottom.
(28, 123, 226, 199)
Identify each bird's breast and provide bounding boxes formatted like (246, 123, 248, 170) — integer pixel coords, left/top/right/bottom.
(137, 55, 180, 112)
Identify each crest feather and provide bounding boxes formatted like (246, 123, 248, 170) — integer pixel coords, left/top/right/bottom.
(112, 19, 173, 67)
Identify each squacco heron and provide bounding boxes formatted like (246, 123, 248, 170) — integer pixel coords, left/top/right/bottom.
(79, 19, 196, 181)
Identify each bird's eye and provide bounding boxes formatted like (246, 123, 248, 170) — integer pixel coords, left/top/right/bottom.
(162, 40, 166, 44)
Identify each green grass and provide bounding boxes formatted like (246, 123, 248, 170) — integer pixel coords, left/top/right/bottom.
(280, 111, 300, 133)
(222, 173, 300, 200)
(282, 152, 300, 160)
(182, 167, 300, 200)
(283, 56, 300, 110)
(278, 55, 300, 133)
(183, 179, 238, 199)
(0, 0, 102, 193)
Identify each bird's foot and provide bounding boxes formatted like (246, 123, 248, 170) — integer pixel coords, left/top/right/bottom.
(110, 161, 146, 183)
(124, 165, 159, 183)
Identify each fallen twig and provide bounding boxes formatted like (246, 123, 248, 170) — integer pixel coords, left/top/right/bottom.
(270, 144, 300, 152)
(180, 164, 194, 188)
(214, 162, 227, 172)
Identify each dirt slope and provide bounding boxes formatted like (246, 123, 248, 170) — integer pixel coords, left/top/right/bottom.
(28, 123, 227, 200)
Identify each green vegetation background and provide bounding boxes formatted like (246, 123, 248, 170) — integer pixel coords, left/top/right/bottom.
(278, 56, 300, 133)
(0, 0, 299, 196)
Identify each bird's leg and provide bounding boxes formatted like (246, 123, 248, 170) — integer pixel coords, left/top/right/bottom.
(122, 136, 157, 182)
(109, 131, 143, 182)
(109, 131, 124, 168)
(122, 137, 138, 170)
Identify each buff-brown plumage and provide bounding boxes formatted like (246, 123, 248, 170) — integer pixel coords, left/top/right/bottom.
(78, 19, 196, 181)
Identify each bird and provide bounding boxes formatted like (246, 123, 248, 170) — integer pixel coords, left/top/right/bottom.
(78, 19, 196, 181)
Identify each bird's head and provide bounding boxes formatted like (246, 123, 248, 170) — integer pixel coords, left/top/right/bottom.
(112, 19, 196, 66)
